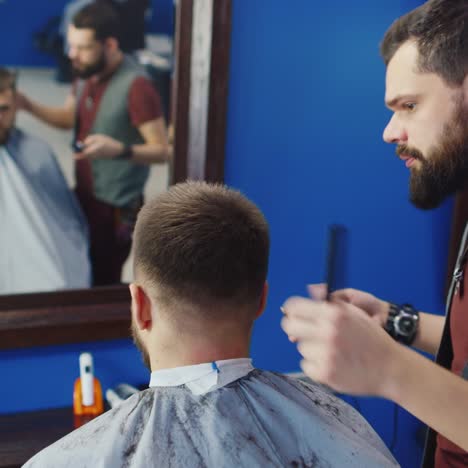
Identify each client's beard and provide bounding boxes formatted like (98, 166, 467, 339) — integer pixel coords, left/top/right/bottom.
(131, 320, 151, 371)
(0, 126, 10, 145)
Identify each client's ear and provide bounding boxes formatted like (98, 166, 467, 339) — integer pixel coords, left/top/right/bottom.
(255, 281, 269, 319)
(129, 283, 153, 331)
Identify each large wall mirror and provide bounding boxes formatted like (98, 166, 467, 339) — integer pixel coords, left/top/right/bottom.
(0, 0, 231, 350)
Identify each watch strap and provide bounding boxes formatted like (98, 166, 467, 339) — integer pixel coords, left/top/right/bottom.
(117, 144, 133, 160)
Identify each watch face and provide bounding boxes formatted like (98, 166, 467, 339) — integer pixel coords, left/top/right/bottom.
(390, 305, 419, 344)
(398, 317, 414, 335)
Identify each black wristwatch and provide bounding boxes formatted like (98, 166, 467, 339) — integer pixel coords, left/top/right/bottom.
(384, 303, 419, 346)
(117, 144, 133, 160)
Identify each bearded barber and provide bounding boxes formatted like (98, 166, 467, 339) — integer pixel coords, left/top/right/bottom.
(281, 1, 468, 467)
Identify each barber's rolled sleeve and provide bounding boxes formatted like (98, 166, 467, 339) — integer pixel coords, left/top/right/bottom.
(128, 76, 163, 127)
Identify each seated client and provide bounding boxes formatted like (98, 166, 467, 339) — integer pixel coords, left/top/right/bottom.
(0, 67, 90, 293)
(25, 181, 398, 467)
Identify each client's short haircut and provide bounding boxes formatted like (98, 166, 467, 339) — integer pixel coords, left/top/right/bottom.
(133, 181, 270, 313)
(0, 68, 16, 94)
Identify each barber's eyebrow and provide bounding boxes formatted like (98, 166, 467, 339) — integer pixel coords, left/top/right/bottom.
(385, 94, 420, 109)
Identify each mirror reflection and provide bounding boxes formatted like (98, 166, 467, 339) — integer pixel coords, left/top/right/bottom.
(3, 0, 174, 295)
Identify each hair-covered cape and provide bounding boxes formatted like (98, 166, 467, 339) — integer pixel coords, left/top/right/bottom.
(24, 363, 399, 467)
(1, 129, 90, 293)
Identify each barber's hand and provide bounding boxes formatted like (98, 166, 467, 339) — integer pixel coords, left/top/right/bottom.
(281, 289, 399, 396)
(75, 134, 124, 160)
(329, 287, 390, 328)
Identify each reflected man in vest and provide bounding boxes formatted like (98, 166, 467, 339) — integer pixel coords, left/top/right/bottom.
(0, 68, 90, 294)
(18, 2, 171, 286)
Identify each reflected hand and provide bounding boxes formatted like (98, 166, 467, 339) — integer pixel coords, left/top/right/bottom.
(281, 288, 399, 396)
(75, 134, 124, 160)
(15, 91, 32, 112)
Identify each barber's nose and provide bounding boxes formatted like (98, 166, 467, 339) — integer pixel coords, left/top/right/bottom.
(383, 114, 407, 144)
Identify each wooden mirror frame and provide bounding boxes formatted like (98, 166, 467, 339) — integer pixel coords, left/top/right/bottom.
(0, 0, 231, 351)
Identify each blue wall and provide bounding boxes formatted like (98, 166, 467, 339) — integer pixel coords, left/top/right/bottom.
(0, 0, 174, 67)
(150, 0, 175, 36)
(225, 1, 451, 468)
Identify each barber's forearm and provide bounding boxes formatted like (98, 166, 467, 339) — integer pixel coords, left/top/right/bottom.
(129, 143, 173, 165)
(383, 344, 468, 451)
(27, 99, 74, 129)
(412, 312, 445, 356)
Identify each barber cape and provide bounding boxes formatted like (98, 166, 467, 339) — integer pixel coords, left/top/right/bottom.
(0, 129, 90, 293)
(24, 359, 399, 468)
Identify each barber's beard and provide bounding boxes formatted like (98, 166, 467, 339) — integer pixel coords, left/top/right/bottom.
(131, 320, 151, 371)
(72, 52, 107, 79)
(397, 102, 468, 210)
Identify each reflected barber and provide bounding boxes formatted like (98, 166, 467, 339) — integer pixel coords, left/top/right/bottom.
(17, 2, 171, 286)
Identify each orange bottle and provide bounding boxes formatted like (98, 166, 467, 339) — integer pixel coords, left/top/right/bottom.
(73, 352, 104, 428)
